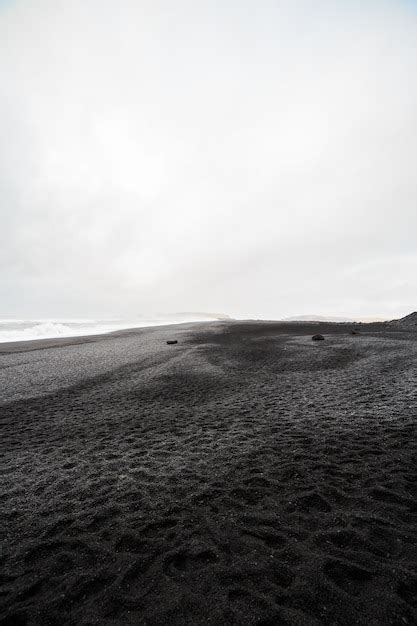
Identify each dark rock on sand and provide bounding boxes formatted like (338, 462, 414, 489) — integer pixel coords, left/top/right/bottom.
(167, 340, 178, 345)
(312, 334, 325, 341)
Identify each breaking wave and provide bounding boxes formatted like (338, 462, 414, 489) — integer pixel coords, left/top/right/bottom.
(0, 315, 216, 343)
(0, 321, 104, 343)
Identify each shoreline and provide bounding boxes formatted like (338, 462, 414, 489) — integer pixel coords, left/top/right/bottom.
(0, 320, 223, 354)
(0, 317, 402, 354)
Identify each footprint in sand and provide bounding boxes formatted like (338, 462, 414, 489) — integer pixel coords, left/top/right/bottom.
(164, 548, 218, 576)
(323, 559, 373, 596)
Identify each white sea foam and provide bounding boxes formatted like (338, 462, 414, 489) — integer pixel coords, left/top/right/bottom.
(0, 316, 215, 343)
(0, 320, 122, 342)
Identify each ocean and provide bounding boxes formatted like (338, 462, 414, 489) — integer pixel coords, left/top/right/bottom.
(0, 316, 208, 343)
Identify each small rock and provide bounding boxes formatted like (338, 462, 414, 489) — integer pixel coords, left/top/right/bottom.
(312, 334, 325, 341)
(167, 340, 178, 345)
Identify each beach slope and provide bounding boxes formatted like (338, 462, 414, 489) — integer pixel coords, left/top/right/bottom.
(1, 321, 417, 625)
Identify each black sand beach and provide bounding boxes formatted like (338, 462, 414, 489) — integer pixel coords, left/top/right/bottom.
(1, 321, 417, 625)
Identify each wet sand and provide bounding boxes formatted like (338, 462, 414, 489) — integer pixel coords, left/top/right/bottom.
(1, 321, 417, 625)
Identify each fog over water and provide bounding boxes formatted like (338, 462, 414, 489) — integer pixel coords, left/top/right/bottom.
(1, 0, 416, 321)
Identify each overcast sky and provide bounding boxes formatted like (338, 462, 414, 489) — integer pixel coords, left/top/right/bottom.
(1, 0, 416, 320)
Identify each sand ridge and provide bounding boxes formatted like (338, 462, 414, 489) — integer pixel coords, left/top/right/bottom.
(1, 321, 417, 624)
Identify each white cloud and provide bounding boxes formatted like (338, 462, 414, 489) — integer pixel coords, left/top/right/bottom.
(0, 0, 416, 318)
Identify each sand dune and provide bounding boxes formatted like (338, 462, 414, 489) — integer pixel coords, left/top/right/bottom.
(1, 321, 416, 624)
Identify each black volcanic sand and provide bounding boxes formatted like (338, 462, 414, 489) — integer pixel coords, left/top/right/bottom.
(1, 321, 417, 625)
